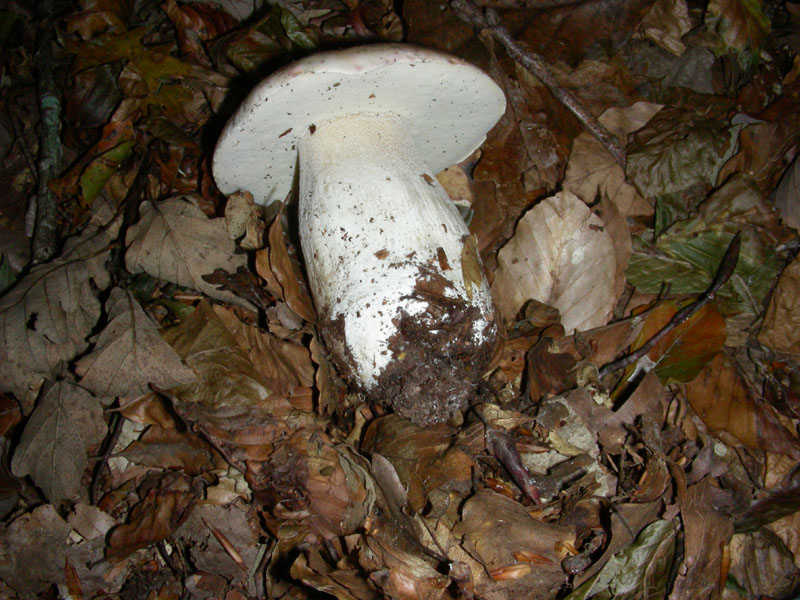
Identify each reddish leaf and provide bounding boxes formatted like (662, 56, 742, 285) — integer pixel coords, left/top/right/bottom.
(686, 352, 800, 458)
(630, 301, 726, 384)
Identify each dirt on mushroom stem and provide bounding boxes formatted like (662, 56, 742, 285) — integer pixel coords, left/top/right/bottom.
(319, 263, 498, 425)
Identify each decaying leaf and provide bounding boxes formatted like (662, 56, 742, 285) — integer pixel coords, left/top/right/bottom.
(563, 102, 662, 217)
(626, 107, 740, 199)
(455, 492, 574, 597)
(774, 154, 800, 231)
(75, 287, 197, 397)
(107, 472, 199, 559)
(0, 505, 74, 596)
(628, 301, 727, 384)
(569, 519, 677, 599)
(11, 382, 106, 505)
(492, 191, 618, 332)
(162, 301, 308, 425)
(640, 0, 692, 55)
(705, 0, 770, 54)
(686, 352, 800, 457)
(0, 225, 115, 405)
(627, 175, 782, 317)
(759, 254, 800, 355)
(267, 211, 316, 323)
(125, 196, 253, 308)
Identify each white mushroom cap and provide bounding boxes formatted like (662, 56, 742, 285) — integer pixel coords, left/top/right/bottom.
(213, 44, 506, 204)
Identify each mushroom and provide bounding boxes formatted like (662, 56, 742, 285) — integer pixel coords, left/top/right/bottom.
(213, 44, 506, 425)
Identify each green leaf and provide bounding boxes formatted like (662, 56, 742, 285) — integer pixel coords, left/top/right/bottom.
(78, 140, 135, 206)
(280, 8, 318, 51)
(567, 520, 678, 600)
(626, 175, 780, 316)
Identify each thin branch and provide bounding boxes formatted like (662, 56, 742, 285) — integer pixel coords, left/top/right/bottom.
(598, 232, 742, 379)
(450, 0, 627, 169)
(32, 0, 63, 264)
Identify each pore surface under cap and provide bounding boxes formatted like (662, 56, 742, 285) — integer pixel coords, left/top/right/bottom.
(212, 44, 506, 205)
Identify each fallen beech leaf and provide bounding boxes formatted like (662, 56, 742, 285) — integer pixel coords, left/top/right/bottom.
(686, 353, 800, 457)
(640, 0, 691, 55)
(758, 254, 800, 355)
(630, 301, 726, 384)
(706, 0, 770, 53)
(774, 154, 800, 230)
(174, 503, 259, 586)
(627, 175, 781, 317)
(571, 519, 677, 599)
(107, 472, 198, 559)
(0, 226, 114, 405)
(162, 302, 304, 425)
(268, 212, 316, 323)
(75, 288, 197, 397)
(0, 505, 73, 596)
(120, 425, 217, 474)
(125, 196, 253, 308)
(455, 492, 574, 597)
(728, 529, 800, 598)
(11, 382, 106, 505)
(626, 107, 740, 199)
(492, 191, 617, 332)
(563, 102, 661, 217)
(670, 479, 734, 599)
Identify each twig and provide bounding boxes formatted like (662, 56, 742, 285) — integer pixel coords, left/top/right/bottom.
(90, 411, 124, 505)
(450, 0, 627, 169)
(598, 232, 742, 379)
(32, 0, 63, 264)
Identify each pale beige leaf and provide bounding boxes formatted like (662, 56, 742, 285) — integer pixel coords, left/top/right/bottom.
(641, 0, 692, 55)
(492, 191, 618, 333)
(758, 254, 800, 355)
(11, 382, 106, 505)
(0, 226, 115, 405)
(75, 288, 197, 397)
(564, 102, 662, 217)
(125, 196, 252, 308)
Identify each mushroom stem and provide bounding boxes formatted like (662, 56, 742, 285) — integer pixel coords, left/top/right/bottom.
(298, 113, 496, 421)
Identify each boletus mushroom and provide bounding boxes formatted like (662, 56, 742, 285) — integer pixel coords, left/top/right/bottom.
(213, 44, 506, 425)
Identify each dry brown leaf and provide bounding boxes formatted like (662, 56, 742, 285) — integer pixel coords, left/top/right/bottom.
(125, 196, 253, 308)
(706, 0, 770, 53)
(774, 154, 800, 231)
(640, 0, 692, 55)
(759, 253, 800, 355)
(454, 491, 574, 597)
(0, 226, 114, 406)
(268, 212, 316, 323)
(224, 190, 265, 251)
(75, 288, 197, 398)
(492, 191, 618, 332)
(174, 503, 260, 588)
(213, 305, 314, 393)
(686, 353, 800, 458)
(563, 102, 662, 217)
(119, 425, 218, 474)
(11, 382, 106, 505)
(162, 302, 303, 425)
(107, 472, 198, 559)
(594, 195, 632, 300)
(670, 478, 734, 600)
(0, 505, 73, 596)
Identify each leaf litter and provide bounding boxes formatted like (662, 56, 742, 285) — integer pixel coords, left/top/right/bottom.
(1, 0, 800, 598)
